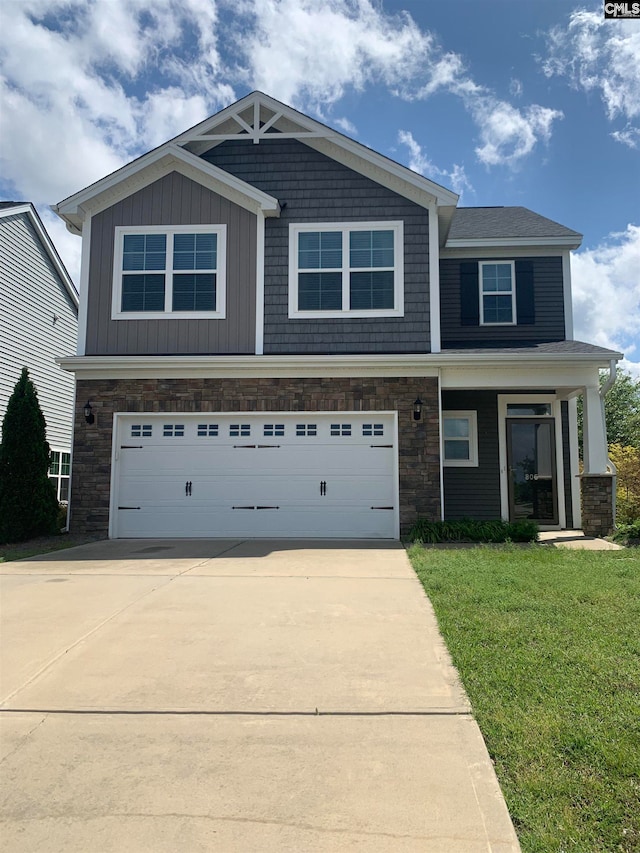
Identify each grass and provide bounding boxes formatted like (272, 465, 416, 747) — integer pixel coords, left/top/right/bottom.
(408, 544, 640, 853)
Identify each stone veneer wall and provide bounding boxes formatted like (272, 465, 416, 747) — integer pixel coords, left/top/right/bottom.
(71, 377, 440, 537)
(580, 474, 614, 538)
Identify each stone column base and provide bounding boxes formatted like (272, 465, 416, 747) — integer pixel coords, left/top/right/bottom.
(579, 474, 614, 538)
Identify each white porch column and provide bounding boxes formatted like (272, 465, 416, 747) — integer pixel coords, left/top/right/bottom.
(582, 385, 608, 473)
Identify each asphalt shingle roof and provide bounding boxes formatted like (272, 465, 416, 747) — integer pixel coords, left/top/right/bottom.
(448, 206, 582, 241)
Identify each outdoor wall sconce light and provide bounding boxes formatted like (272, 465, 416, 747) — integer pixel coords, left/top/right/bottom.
(413, 397, 423, 421)
(83, 401, 95, 425)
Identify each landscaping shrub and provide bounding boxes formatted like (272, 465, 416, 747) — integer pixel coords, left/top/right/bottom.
(407, 517, 538, 544)
(612, 519, 640, 546)
(0, 368, 59, 544)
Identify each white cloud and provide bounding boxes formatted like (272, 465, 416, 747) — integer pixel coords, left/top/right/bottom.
(464, 96, 562, 168)
(572, 224, 640, 375)
(0, 0, 228, 203)
(611, 124, 640, 149)
(240, 0, 560, 168)
(541, 9, 640, 144)
(242, 0, 441, 107)
(397, 130, 473, 199)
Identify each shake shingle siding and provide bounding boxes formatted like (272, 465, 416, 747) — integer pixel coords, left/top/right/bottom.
(202, 139, 431, 354)
(440, 256, 565, 346)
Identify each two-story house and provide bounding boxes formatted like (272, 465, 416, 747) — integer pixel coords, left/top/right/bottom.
(0, 202, 79, 502)
(54, 92, 620, 540)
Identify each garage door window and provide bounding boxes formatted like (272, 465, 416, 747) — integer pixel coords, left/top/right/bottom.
(197, 424, 219, 437)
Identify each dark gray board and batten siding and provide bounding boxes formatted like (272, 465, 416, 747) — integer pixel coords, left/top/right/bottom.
(202, 139, 431, 354)
(442, 391, 502, 521)
(85, 172, 257, 355)
(440, 256, 566, 347)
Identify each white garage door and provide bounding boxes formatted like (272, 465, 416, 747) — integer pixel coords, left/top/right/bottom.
(112, 413, 398, 538)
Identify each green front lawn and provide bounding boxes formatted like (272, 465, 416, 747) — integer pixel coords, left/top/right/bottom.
(408, 545, 640, 853)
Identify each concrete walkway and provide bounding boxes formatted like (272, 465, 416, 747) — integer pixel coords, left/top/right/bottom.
(538, 530, 624, 549)
(0, 539, 520, 852)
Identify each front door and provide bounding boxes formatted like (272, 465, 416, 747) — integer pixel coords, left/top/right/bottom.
(506, 418, 558, 524)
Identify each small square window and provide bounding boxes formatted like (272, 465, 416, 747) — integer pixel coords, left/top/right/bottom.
(264, 424, 285, 437)
(362, 424, 384, 437)
(197, 424, 219, 437)
(131, 425, 152, 438)
(443, 412, 478, 467)
(230, 424, 251, 437)
(296, 424, 317, 436)
(330, 424, 352, 437)
(163, 424, 185, 437)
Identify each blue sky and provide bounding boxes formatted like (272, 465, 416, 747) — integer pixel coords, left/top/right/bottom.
(1, 0, 638, 371)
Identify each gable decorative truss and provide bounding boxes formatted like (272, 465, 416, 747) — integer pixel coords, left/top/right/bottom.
(54, 92, 459, 242)
(54, 143, 281, 234)
(175, 92, 459, 242)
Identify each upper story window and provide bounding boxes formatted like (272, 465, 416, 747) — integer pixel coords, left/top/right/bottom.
(288, 222, 404, 319)
(112, 225, 226, 320)
(479, 261, 516, 325)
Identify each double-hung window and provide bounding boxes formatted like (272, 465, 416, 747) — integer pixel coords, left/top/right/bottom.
(442, 411, 478, 467)
(289, 222, 403, 318)
(49, 450, 71, 501)
(479, 261, 515, 325)
(112, 225, 226, 319)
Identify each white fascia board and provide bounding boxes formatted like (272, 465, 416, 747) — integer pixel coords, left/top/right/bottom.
(1, 203, 79, 309)
(440, 245, 569, 259)
(445, 236, 582, 250)
(57, 350, 621, 381)
(54, 144, 279, 231)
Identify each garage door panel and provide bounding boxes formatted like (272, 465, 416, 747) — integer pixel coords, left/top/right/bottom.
(116, 506, 394, 539)
(113, 414, 397, 538)
(119, 475, 393, 508)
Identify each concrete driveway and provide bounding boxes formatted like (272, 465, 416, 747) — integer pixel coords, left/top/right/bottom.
(0, 539, 520, 852)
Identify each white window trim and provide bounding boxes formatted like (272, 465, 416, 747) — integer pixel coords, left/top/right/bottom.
(288, 221, 404, 319)
(48, 448, 71, 501)
(111, 224, 227, 320)
(479, 260, 516, 326)
(442, 410, 478, 467)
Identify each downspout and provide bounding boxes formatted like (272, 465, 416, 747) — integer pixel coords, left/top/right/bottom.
(600, 359, 618, 525)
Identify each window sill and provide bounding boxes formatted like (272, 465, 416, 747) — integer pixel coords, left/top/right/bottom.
(288, 308, 404, 320)
(111, 310, 227, 321)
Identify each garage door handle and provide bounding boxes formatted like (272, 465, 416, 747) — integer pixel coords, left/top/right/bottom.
(185, 481, 192, 497)
(320, 480, 327, 496)
(256, 506, 280, 510)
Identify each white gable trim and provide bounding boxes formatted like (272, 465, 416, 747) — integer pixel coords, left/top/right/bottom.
(54, 144, 280, 233)
(446, 236, 582, 250)
(0, 203, 79, 309)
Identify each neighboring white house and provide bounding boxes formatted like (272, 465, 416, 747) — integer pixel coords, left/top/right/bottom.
(0, 202, 79, 501)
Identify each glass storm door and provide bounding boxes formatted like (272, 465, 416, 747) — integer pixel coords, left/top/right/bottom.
(506, 419, 558, 523)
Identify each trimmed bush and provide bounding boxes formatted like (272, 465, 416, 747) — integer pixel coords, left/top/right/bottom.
(408, 517, 539, 544)
(0, 368, 60, 544)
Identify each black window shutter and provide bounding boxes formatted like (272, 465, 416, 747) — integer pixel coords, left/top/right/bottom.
(515, 260, 535, 325)
(460, 262, 479, 326)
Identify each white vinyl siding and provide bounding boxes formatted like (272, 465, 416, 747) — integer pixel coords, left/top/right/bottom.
(0, 212, 77, 452)
(111, 224, 227, 320)
(288, 222, 404, 319)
